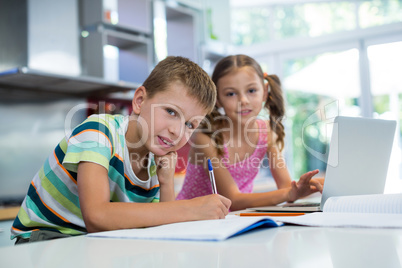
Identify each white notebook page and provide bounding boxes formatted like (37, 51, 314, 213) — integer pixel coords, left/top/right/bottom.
(87, 215, 281, 241)
(273, 194, 402, 228)
(273, 212, 402, 228)
(323, 193, 402, 214)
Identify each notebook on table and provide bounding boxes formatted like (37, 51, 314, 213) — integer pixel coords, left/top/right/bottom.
(249, 116, 396, 213)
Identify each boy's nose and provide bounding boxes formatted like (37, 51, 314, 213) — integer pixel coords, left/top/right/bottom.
(168, 121, 183, 141)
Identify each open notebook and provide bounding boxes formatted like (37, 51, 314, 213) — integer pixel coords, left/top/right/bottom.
(87, 215, 282, 241)
(249, 116, 396, 213)
(273, 193, 402, 228)
(87, 193, 402, 243)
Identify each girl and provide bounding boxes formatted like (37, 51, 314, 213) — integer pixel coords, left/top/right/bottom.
(177, 54, 323, 211)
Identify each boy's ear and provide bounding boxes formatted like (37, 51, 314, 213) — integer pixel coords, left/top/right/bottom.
(132, 86, 147, 114)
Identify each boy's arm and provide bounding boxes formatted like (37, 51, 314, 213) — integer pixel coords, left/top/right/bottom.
(154, 151, 177, 202)
(77, 161, 231, 233)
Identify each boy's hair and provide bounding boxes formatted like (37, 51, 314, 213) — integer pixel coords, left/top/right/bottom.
(142, 56, 216, 113)
(202, 54, 286, 155)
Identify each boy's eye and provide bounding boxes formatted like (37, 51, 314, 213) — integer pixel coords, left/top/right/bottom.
(166, 108, 176, 116)
(185, 121, 194, 129)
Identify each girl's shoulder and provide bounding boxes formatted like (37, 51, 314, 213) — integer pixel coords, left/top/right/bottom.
(188, 131, 220, 158)
(190, 131, 216, 149)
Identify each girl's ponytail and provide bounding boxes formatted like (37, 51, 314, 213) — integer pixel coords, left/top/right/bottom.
(264, 73, 286, 151)
(199, 108, 226, 156)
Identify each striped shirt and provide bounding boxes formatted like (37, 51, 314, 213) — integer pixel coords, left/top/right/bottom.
(11, 114, 160, 239)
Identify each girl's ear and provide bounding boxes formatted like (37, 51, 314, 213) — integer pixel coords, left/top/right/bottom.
(132, 86, 147, 114)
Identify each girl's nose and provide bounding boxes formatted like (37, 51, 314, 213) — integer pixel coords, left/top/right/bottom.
(239, 94, 250, 105)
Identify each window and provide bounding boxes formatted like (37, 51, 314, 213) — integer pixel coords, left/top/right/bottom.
(368, 41, 402, 192)
(231, 1, 402, 45)
(231, 7, 271, 45)
(231, 2, 356, 45)
(282, 49, 360, 177)
(274, 2, 355, 39)
(229, 0, 402, 187)
(359, 0, 402, 28)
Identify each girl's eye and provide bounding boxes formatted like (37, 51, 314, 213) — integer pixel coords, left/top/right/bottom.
(226, 92, 235, 97)
(185, 121, 194, 129)
(166, 108, 176, 116)
(249, 88, 257, 93)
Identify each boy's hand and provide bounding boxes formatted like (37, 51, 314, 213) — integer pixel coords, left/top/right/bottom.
(154, 151, 177, 186)
(190, 194, 232, 220)
(287, 169, 322, 202)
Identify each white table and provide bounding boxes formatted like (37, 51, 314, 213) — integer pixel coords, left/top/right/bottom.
(1, 225, 401, 268)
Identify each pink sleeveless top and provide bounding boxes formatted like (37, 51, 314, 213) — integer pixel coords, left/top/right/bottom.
(176, 120, 268, 200)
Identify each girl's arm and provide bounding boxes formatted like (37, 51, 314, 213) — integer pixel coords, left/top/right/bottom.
(268, 149, 324, 193)
(77, 161, 231, 233)
(265, 122, 325, 197)
(191, 133, 320, 211)
(266, 145, 292, 189)
(265, 120, 292, 189)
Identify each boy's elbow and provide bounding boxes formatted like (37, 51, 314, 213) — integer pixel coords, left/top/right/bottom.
(83, 211, 107, 233)
(85, 224, 101, 233)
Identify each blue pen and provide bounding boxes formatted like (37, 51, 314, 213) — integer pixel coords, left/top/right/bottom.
(207, 158, 218, 194)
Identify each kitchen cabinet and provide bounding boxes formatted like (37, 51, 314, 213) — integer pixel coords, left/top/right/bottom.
(80, 0, 154, 85)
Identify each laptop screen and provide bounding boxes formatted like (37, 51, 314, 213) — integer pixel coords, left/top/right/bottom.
(320, 116, 396, 210)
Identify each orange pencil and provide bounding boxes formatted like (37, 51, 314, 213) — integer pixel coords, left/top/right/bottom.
(236, 212, 305, 217)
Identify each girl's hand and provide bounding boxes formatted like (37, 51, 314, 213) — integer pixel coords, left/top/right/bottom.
(189, 194, 232, 220)
(287, 169, 322, 202)
(315, 177, 325, 188)
(154, 151, 177, 186)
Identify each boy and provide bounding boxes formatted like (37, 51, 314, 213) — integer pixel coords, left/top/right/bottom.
(11, 56, 231, 244)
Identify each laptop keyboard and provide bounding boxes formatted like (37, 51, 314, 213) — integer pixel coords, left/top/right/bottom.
(283, 202, 321, 207)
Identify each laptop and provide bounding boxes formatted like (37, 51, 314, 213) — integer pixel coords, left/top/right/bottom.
(249, 116, 396, 213)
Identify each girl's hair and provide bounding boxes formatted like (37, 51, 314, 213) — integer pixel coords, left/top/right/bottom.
(142, 56, 216, 113)
(201, 54, 285, 156)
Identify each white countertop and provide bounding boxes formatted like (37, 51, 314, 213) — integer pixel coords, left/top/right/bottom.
(1, 225, 402, 268)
